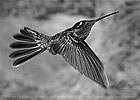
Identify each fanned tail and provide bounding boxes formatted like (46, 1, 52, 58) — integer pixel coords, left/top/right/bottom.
(9, 27, 49, 67)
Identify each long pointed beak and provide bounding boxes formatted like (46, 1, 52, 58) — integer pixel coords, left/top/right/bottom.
(89, 10, 119, 24)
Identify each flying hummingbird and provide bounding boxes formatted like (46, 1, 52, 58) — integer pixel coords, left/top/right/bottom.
(9, 11, 119, 89)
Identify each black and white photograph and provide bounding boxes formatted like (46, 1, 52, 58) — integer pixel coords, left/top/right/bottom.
(0, 0, 140, 100)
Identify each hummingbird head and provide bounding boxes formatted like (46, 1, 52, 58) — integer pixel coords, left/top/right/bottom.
(69, 11, 119, 39)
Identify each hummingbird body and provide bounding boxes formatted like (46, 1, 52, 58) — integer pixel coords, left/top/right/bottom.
(9, 11, 119, 89)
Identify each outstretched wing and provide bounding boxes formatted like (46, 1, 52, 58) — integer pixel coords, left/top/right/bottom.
(51, 34, 109, 88)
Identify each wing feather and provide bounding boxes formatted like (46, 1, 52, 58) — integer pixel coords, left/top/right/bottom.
(73, 46, 78, 68)
(80, 48, 94, 78)
(78, 47, 88, 75)
(75, 47, 83, 73)
(86, 53, 99, 81)
(52, 34, 109, 88)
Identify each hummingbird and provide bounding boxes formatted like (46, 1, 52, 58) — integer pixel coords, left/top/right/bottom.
(9, 11, 119, 89)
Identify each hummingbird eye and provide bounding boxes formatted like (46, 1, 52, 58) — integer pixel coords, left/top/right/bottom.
(74, 21, 85, 29)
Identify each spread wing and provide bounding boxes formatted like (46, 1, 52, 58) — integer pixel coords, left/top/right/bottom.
(51, 34, 109, 88)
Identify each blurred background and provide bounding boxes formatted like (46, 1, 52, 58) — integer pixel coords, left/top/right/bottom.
(0, 0, 140, 100)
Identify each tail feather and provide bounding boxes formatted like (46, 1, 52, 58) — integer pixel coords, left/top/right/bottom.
(20, 27, 46, 40)
(9, 47, 40, 58)
(13, 34, 36, 42)
(9, 27, 49, 67)
(20, 29, 34, 38)
(20, 27, 35, 38)
(9, 42, 38, 49)
(13, 47, 46, 67)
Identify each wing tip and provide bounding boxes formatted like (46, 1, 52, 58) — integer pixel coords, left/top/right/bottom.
(100, 73, 109, 89)
(101, 82, 109, 89)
